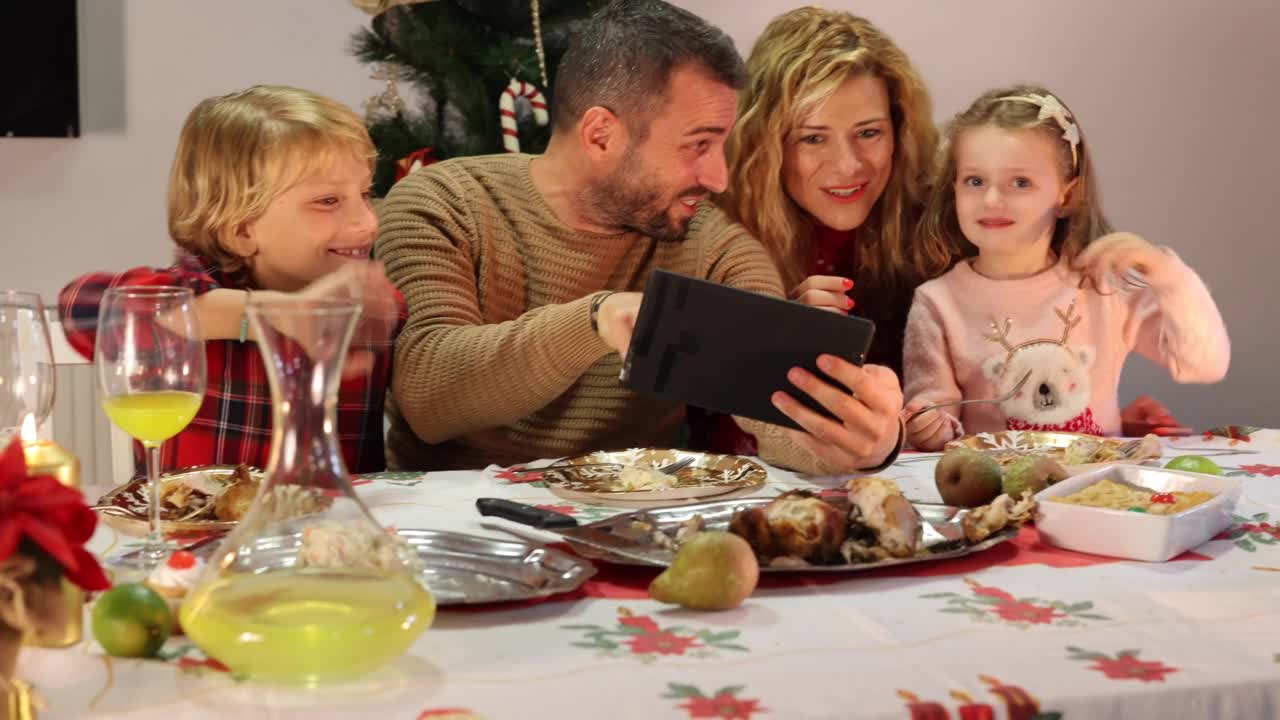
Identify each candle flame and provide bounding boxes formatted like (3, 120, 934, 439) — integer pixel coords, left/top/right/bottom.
(20, 413, 37, 444)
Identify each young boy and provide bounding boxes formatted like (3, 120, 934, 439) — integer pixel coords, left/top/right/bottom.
(60, 85, 403, 473)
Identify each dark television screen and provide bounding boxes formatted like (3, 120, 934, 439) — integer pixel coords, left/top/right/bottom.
(0, 1, 80, 137)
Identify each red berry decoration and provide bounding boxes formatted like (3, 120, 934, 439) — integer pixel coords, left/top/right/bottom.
(167, 550, 197, 569)
(1150, 493, 1176, 505)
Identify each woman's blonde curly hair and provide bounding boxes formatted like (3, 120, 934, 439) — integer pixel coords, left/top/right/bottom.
(722, 7, 948, 291)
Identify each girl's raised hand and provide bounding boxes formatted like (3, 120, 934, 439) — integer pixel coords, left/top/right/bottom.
(1076, 232, 1176, 291)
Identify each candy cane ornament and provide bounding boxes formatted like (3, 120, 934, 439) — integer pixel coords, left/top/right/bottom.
(499, 78, 548, 153)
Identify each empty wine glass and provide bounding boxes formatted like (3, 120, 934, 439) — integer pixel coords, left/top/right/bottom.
(0, 291, 56, 441)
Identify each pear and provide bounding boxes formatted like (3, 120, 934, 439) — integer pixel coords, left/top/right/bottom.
(649, 531, 759, 611)
(1001, 454, 1068, 498)
(934, 448, 1003, 508)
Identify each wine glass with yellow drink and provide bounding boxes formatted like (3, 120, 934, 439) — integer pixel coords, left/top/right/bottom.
(95, 286, 206, 569)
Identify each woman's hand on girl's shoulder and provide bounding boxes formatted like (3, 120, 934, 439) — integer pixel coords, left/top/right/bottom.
(790, 275, 855, 313)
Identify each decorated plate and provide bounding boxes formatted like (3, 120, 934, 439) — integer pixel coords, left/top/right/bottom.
(543, 448, 768, 505)
(95, 465, 264, 535)
(946, 431, 1162, 475)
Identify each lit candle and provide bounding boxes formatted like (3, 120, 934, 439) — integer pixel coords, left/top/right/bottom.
(19, 414, 80, 490)
(18, 414, 84, 649)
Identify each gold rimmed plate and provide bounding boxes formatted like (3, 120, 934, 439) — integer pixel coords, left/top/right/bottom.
(543, 448, 768, 506)
(95, 465, 263, 536)
(946, 431, 1161, 475)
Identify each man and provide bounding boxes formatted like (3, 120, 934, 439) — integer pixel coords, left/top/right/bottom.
(376, 0, 903, 473)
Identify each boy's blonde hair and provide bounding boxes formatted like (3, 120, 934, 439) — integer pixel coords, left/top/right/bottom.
(917, 84, 1112, 267)
(167, 85, 376, 274)
(723, 7, 945, 291)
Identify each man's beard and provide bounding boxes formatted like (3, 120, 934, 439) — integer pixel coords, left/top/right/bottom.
(586, 163, 702, 243)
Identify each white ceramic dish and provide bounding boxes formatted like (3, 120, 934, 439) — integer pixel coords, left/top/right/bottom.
(1033, 465, 1242, 562)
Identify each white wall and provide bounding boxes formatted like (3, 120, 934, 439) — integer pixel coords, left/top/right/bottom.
(0, 0, 375, 300)
(0, 0, 1274, 430)
(677, 0, 1279, 430)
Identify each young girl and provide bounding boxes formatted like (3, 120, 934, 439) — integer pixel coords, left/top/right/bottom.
(902, 85, 1229, 451)
(59, 85, 403, 473)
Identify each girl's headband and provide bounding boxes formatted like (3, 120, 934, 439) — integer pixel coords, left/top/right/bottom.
(998, 93, 1080, 172)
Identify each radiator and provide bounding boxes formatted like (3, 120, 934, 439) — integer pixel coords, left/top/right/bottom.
(47, 313, 134, 493)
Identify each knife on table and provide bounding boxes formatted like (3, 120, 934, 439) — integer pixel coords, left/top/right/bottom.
(475, 498, 671, 566)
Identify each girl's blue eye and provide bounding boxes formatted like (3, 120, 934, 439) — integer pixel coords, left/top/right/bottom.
(963, 176, 983, 187)
(857, 128, 882, 140)
(1013, 177, 1032, 189)
(799, 134, 824, 145)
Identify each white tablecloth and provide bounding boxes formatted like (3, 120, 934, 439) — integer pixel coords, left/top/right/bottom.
(21, 427, 1280, 719)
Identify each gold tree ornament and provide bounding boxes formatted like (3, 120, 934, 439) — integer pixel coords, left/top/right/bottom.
(363, 62, 404, 124)
(351, 0, 437, 16)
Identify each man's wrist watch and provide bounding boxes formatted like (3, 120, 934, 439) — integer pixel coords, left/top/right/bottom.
(589, 291, 615, 333)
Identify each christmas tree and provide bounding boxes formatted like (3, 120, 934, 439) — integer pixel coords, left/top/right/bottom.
(349, 0, 608, 195)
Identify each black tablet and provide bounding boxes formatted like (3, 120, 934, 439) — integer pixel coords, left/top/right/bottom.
(620, 269, 876, 431)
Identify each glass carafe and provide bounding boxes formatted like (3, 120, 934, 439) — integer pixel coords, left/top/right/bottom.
(180, 298, 434, 685)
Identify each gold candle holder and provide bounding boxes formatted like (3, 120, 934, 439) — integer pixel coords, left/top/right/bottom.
(20, 430, 84, 650)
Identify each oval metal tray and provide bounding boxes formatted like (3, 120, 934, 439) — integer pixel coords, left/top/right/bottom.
(400, 529, 597, 605)
(192, 528, 596, 606)
(563, 497, 1019, 573)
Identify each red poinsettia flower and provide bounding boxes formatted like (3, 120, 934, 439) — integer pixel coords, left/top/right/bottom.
(176, 656, 230, 673)
(969, 583, 1017, 604)
(1241, 464, 1280, 477)
(627, 630, 701, 655)
(992, 601, 1063, 625)
(680, 692, 764, 719)
(0, 438, 108, 591)
(619, 615, 660, 634)
(1088, 654, 1179, 682)
(416, 710, 484, 720)
(494, 467, 542, 483)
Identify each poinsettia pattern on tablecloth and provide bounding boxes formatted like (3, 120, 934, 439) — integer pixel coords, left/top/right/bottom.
(920, 578, 1110, 628)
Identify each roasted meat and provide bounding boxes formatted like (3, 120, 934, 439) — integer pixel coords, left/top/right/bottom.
(728, 490, 847, 563)
(961, 492, 1038, 544)
(844, 477, 923, 559)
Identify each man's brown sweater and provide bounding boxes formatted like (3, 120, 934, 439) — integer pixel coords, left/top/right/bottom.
(375, 153, 834, 472)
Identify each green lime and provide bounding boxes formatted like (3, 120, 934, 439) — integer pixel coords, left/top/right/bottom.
(1164, 455, 1223, 476)
(91, 583, 172, 658)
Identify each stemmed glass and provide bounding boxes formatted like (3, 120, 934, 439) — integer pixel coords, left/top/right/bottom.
(95, 287, 207, 569)
(0, 291, 56, 441)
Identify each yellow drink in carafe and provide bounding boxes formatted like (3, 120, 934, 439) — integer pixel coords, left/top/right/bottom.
(180, 567, 435, 684)
(102, 391, 202, 443)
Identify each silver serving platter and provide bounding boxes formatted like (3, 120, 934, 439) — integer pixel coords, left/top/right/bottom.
(195, 528, 596, 605)
(403, 529, 597, 605)
(565, 497, 1019, 573)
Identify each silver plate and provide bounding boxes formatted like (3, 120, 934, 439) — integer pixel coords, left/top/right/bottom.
(563, 498, 1018, 573)
(193, 528, 596, 605)
(400, 529, 597, 605)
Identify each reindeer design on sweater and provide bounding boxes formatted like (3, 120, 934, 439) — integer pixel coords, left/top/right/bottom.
(982, 299, 1104, 435)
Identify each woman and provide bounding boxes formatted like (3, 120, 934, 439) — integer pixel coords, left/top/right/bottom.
(693, 7, 1185, 455)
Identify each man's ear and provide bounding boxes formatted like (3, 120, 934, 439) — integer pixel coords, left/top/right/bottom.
(578, 105, 627, 159)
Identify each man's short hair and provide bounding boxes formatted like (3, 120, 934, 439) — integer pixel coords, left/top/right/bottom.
(551, 0, 746, 137)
